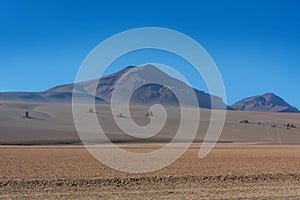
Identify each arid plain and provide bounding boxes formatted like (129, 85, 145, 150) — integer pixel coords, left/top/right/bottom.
(0, 102, 300, 199)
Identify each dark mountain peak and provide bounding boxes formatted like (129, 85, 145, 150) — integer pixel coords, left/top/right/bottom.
(123, 64, 168, 76)
(263, 92, 276, 96)
(262, 93, 285, 104)
(100, 65, 136, 80)
(232, 93, 299, 113)
(262, 92, 280, 99)
(99, 64, 164, 82)
(124, 65, 136, 69)
(139, 64, 159, 70)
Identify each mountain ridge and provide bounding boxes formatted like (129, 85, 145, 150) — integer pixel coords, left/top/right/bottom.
(48, 64, 228, 109)
(0, 65, 298, 112)
(231, 93, 299, 113)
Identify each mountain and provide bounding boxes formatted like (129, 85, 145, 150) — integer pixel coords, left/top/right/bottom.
(0, 65, 227, 109)
(1, 66, 298, 112)
(231, 93, 299, 113)
(47, 64, 228, 109)
(0, 91, 106, 104)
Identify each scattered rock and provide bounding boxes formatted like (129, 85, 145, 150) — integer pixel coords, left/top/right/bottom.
(23, 111, 30, 119)
(285, 123, 296, 129)
(117, 113, 125, 118)
(146, 111, 154, 118)
(239, 120, 249, 124)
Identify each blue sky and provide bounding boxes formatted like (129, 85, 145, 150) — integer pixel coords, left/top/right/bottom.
(0, 0, 300, 108)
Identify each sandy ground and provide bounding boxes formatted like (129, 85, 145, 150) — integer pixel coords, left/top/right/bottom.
(0, 103, 300, 199)
(0, 103, 299, 144)
(0, 145, 300, 199)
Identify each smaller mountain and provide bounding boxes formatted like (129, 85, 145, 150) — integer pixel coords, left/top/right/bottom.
(231, 93, 299, 113)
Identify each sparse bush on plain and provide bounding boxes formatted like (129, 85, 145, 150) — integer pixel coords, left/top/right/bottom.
(117, 113, 124, 118)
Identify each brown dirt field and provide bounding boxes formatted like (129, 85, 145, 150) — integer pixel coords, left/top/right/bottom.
(1, 145, 300, 199)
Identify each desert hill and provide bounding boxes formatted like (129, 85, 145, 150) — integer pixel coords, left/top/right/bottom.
(232, 93, 299, 113)
(0, 65, 227, 109)
(1, 65, 299, 112)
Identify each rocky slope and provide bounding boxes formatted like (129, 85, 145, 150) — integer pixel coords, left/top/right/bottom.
(231, 93, 299, 113)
